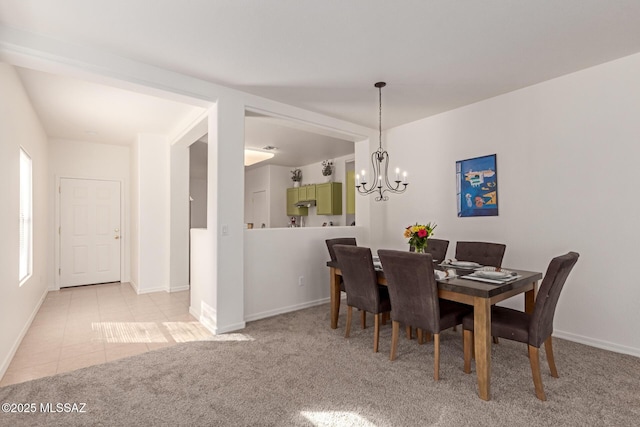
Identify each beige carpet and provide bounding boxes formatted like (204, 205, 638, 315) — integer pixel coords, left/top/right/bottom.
(0, 304, 639, 426)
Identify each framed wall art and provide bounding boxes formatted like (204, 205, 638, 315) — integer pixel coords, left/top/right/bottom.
(456, 154, 498, 217)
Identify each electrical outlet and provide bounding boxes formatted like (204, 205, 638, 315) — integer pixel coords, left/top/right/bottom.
(298, 276, 304, 287)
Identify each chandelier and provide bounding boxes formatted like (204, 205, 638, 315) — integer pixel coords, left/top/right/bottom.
(356, 82, 408, 201)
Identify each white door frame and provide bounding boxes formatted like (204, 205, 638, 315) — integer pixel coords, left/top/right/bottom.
(54, 175, 127, 290)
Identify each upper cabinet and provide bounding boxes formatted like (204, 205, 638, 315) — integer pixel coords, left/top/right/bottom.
(346, 170, 355, 215)
(286, 187, 308, 216)
(316, 182, 342, 215)
(298, 184, 316, 201)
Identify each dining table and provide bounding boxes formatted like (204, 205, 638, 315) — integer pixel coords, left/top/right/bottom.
(326, 258, 542, 401)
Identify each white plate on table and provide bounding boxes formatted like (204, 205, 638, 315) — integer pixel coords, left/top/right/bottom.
(474, 270, 512, 279)
(447, 261, 481, 269)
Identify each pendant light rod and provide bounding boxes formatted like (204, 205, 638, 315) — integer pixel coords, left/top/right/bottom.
(355, 82, 409, 201)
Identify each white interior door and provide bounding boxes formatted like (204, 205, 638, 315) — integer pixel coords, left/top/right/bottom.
(252, 190, 267, 228)
(60, 178, 121, 287)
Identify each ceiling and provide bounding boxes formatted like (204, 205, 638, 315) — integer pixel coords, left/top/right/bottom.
(244, 113, 354, 169)
(15, 66, 206, 146)
(14, 65, 355, 167)
(3, 1, 640, 147)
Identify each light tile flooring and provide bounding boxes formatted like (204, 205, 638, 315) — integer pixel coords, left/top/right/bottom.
(0, 282, 213, 387)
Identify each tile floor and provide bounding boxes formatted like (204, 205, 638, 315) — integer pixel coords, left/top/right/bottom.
(0, 282, 214, 387)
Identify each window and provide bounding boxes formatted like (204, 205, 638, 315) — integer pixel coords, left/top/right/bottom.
(19, 148, 32, 284)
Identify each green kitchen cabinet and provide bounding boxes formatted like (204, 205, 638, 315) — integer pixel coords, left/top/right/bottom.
(346, 170, 355, 215)
(286, 187, 308, 216)
(298, 184, 316, 201)
(316, 182, 342, 215)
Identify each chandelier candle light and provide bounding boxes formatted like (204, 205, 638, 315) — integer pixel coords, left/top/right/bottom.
(356, 82, 409, 201)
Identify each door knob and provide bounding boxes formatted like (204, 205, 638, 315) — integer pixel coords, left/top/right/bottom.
(114, 236, 120, 240)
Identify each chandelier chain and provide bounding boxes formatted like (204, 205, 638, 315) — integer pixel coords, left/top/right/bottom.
(379, 84, 382, 151)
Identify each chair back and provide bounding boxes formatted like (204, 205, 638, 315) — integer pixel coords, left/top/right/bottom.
(529, 252, 579, 347)
(455, 241, 506, 267)
(326, 238, 357, 262)
(425, 238, 449, 261)
(334, 245, 380, 313)
(378, 249, 440, 333)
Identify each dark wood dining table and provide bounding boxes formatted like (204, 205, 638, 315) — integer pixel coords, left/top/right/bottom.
(326, 260, 542, 401)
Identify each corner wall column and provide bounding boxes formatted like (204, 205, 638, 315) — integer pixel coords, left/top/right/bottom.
(204, 97, 245, 333)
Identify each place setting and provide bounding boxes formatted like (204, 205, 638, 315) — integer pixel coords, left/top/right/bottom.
(439, 259, 482, 270)
(461, 266, 522, 284)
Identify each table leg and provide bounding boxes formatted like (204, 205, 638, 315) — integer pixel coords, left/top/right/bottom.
(524, 281, 538, 314)
(330, 267, 340, 329)
(474, 297, 491, 401)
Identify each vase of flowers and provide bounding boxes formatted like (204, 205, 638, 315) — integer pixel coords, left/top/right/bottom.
(321, 160, 334, 182)
(291, 168, 302, 187)
(404, 222, 437, 253)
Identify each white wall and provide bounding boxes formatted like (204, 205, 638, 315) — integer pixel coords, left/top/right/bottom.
(244, 165, 270, 225)
(244, 226, 365, 321)
(131, 134, 171, 293)
(244, 164, 291, 228)
(200, 101, 246, 333)
(268, 165, 291, 228)
(169, 143, 190, 291)
(47, 139, 131, 287)
(189, 228, 214, 330)
(130, 138, 140, 287)
(380, 53, 640, 356)
(0, 63, 49, 378)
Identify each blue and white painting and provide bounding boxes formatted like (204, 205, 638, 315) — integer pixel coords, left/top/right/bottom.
(456, 154, 498, 217)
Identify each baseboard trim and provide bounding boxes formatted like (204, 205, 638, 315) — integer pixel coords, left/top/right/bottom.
(244, 297, 330, 323)
(135, 285, 170, 295)
(169, 285, 190, 293)
(0, 287, 49, 380)
(216, 321, 246, 334)
(554, 330, 640, 358)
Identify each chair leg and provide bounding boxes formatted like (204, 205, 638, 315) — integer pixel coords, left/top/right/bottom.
(381, 312, 387, 325)
(493, 337, 499, 344)
(544, 336, 559, 378)
(463, 330, 473, 374)
(345, 306, 352, 338)
(433, 333, 440, 381)
(390, 321, 400, 361)
(374, 313, 380, 353)
(406, 325, 413, 340)
(361, 310, 366, 329)
(453, 325, 457, 332)
(417, 328, 424, 344)
(528, 345, 547, 401)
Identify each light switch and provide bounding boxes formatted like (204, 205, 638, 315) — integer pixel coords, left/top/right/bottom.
(222, 225, 229, 236)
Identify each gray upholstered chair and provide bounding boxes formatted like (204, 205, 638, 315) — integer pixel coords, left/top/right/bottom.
(378, 249, 472, 380)
(327, 238, 368, 328)
(410, 238, 450, 262)
(454, 241, 506, 267)
(455, 241, 507, 340)
(326, 237, 357, 293)
(462, 251, 579, 400)
(334, 245, 391, 352)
